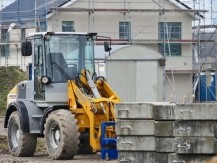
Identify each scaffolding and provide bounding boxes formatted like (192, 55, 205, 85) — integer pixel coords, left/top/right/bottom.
(0, 0, 216, 102)
(0, 0, 207, 66)
(48, 0, 215, 103)
(183, 0, 217, 102)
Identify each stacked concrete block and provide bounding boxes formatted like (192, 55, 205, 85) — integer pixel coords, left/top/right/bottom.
(115, 103, 217, 163)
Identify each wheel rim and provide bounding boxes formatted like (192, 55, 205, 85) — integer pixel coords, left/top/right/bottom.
(50, 123, 61, 149)
(11, 123, 20, 148)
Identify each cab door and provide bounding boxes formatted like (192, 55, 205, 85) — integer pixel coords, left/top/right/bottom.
(33, 36, 45, 101)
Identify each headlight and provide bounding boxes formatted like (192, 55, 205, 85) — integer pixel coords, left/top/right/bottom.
(38, 76, 51, 84)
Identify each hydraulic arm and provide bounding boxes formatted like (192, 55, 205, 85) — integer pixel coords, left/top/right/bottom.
(68, 69, 120, 151)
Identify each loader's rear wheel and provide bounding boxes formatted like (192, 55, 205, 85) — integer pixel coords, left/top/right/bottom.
(44, 109, 80, 160)
(7, 111, 37, 157)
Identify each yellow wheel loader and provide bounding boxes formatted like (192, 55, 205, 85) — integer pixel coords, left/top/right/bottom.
(4, 32, 120, 160)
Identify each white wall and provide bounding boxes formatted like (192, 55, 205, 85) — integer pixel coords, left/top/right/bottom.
(136, 61, 163, 102)
(1, 0, 195, 103)
(107, 59, 164, 102)
(0, 28, 34, 70)
(107, 60, 136, 102)
(3, 0, 194, 72)
(47, 0, 193, 71)
(165, 73, 193, 103)
(47, 0, 194, 103)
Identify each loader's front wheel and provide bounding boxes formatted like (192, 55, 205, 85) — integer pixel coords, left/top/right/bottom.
(7, 111, 37, 156)
(44, 109, 80, 160)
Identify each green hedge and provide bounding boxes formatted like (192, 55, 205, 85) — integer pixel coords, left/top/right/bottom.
(0, 67, 27, 116)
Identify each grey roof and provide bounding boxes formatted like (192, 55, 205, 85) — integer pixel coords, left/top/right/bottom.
(175, 0, 191, 9)
(0, 0, 70, 25)
(0, 0, 193, 25)
(200, 31, 217, 58)
(94, 45, 129, 59)
(107, 45, 162, 60)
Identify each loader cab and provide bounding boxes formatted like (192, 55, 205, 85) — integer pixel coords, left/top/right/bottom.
(21, 32, 97, 103)
(44, 33, 95, 81)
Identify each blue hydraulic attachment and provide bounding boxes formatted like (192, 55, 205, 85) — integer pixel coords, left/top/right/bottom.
(101, 122, 118, 160)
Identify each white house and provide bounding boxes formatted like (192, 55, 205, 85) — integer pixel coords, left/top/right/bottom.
(0, 0, 202, 103)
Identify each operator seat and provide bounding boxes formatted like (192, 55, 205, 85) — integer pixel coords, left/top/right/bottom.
(46, 52, 68, 83)
(68, 65, 78, 79)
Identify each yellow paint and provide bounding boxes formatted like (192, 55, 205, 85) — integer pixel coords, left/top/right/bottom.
(67, 71, 120, 151)
(7, 85, 17, 107)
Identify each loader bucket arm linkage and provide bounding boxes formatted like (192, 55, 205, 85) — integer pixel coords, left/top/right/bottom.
(67, 69, 120, 152)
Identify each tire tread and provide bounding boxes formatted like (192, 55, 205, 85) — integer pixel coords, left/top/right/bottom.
(44, 109, 80, 160)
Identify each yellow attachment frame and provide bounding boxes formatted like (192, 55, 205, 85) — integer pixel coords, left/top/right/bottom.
(67, 75, 120, 152)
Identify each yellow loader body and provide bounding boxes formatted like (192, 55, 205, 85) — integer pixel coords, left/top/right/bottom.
(67, 70, 120, 151)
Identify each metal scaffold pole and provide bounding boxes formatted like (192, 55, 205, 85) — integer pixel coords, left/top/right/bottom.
(0, 0, 2, 67)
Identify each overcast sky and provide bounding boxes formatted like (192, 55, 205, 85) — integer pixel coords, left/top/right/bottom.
(180, 0, 217, 25)
(1, 0, 15, 8)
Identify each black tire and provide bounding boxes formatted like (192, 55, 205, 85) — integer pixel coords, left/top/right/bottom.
(77, 131, 95, 154)
(7, 111, 37, 157)
(44, 109, 80, 160)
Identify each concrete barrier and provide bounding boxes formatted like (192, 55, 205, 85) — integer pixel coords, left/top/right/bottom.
(115, 102, 217, 163)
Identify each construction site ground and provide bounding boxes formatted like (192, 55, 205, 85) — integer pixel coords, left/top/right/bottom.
(0, 116, 118, 163)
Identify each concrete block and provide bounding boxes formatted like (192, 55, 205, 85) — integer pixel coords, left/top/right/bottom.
(156, 138, 175, 152)
(174, 104, 217, 120)
(115, 103, 217, 120)
(168, 153, 214, 163)
(118, 152, 168, 163)
(118, 152, 155, 163)
(153, 104, 176, 120)
(155, 121, 217, 137)
(116, 120, 155, 136)
(155, 137, 217, 154)
(117, 136, 155, 151)
(175, 137, 217, 154)
(155, 121, 174, 137)
(154, 103, 217, 120)
(115, 103, 154, 119)
(174, 121, 217, 137)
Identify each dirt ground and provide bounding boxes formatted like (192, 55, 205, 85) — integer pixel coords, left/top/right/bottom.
(0, 153, 118, 163)
(0, 117, 6, 137)
(0, 116, 118, 163)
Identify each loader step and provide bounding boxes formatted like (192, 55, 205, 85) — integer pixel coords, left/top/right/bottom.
(32, 115, 43, 118)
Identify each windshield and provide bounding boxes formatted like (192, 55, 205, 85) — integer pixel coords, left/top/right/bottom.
(44, 34, 95, 82)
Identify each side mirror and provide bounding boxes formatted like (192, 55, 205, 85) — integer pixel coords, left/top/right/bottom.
(104, 41, 111, 52)
(21, 42, 32, 56)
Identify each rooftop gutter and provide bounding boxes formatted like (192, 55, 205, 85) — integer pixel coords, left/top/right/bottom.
(170, 0, 204, 19)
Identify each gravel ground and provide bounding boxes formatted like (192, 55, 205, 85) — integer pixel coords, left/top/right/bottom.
(0, 153, 118, 163)
(0, 116, 118, 163)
